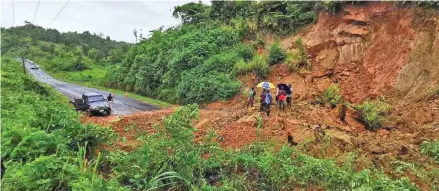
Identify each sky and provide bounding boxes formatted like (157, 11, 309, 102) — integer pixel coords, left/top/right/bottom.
(1, 0, 208, 42)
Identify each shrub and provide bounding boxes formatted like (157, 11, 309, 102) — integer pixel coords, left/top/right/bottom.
(177, 71, 240, 104)
(320, 1, 343, 14)
(354, 99, 392, 130)
(251, 54, 270, 79)
(285, 51, 302, 71)
(420, 140, 439, 162)
(1, 58, 120, 191)
(233, 59, 252, 76)
(232, 55, 269, 80)
(268, 42, 286, 65)
(285, 38, 309, 71)
(252, 36, 265, 49)
(324, 85, 342, 107)
(2, 155, 80, 191)
(235, 44, 255, 61)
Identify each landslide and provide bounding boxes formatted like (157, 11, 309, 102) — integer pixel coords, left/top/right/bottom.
(82, 2, 439, 189)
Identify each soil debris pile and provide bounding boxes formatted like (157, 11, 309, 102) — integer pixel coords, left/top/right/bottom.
(81, 2, 439, 189)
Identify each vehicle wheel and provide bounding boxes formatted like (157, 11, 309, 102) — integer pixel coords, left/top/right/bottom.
(102, 110, 110, 116)
(105, 109, 111, 116)
(86, 109, 93, 117)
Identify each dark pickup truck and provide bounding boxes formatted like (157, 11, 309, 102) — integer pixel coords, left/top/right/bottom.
(70, 93, 111, 116)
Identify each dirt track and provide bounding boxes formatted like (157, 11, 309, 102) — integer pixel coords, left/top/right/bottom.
(24, 60, 160, 115)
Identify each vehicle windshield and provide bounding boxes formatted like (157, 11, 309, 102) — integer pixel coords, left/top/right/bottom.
(87, 95, 105, 102)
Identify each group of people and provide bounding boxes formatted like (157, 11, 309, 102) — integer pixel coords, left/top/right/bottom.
(247, 84, 293, 117)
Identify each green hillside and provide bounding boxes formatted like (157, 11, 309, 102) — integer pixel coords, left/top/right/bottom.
(1, 56, 420, 190)
(1, 22, 130, 86)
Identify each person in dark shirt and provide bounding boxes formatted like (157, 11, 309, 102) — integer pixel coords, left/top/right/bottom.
(260, 89, 266, 112)
(107, 94, 113, 108)
(247, 87, 256, 108)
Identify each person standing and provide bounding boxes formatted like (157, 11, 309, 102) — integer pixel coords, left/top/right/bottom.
(265, 89, 273, 117)
(278, 90, 286, 110)
(286, 84, 293, 108)
(260, 89, 266, 112)
(247, 87, 256, 108)
(107, 93, 113, 108)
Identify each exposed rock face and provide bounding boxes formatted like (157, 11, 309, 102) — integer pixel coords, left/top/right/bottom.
(299, 2, 439, 104)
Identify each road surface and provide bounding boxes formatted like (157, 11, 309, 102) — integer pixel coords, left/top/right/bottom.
(23, 60, 160, 115)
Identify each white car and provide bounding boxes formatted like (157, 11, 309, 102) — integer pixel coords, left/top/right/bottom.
(30, 65, 39, 69)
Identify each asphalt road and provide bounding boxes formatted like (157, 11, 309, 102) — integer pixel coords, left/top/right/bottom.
(23, 60, 160, 115)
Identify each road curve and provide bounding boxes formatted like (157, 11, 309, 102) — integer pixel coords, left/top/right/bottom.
(24, 60, 160, 115)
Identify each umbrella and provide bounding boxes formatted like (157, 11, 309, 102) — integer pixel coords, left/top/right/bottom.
(277, 83, 291, 94)
(257, 82, 276, 89)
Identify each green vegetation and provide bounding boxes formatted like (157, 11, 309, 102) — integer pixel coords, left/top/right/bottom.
(268, 42, 286, 65)
(286, 38, 310, 71)
(1, 23, 171, 107)
(105, 1, 341, 104)
(1, 58, 126, 190)
(1, 58, 421, 190)
(233, 55, 270, 80)
(324, 84, 343, 107)
(105, 104, 419, 190)
(1, 22, 130, 86)
(354, 99, 392, 130)
(398, 1, 439, 9)
(421, 140, 439, 163)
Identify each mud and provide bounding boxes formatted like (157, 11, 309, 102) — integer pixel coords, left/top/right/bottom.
(81, 2, 439, 188)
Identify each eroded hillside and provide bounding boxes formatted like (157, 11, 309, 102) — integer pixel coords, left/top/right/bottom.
(82, 2, 439, 189)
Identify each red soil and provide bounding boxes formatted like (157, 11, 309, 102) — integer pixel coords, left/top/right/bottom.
(81, 2, 439, 188)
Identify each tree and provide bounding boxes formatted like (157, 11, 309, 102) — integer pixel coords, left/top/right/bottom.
(88, 48, 100, 61)
(139, 29, 144, 41)
(108, 48, 123, 64)
(132, 29, 138, 43)
(172, 2, 209, 24)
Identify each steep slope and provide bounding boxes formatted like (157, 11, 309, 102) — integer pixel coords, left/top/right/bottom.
(82, 2, 439, 189)
(296, 2, 439, 104)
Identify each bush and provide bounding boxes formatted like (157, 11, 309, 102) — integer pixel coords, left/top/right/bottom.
(354, 99, 392, 130)
(252, 36, 265, 49)
(319, 1, 343, 14)
(2, 155, 80, 191)
(324, 85, 342, 107)
(251, 54, 270, 79)
(285, 38, 309, 72)
(235, 44, 255, 61)
(420, 140, 439, 162)
(1, 58, 121, 191)
(232, 55, 269, 80)
(177, 71, 240, 104)
(233, 59, 252, 76)
(268, 42, 286, 65)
